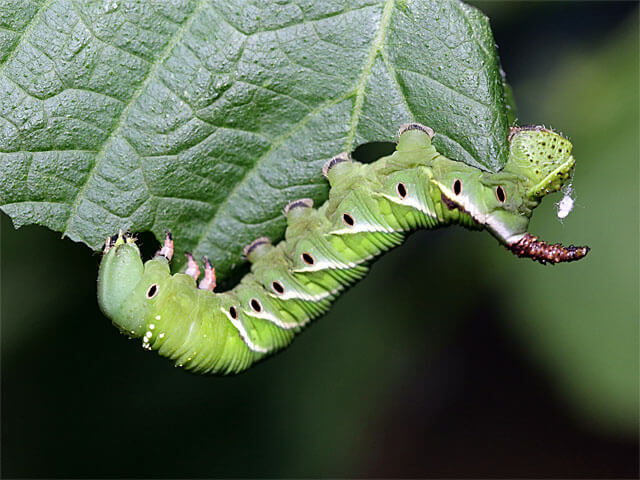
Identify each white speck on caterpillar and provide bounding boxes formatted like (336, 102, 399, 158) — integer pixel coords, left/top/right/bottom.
(149, 323, 155, 329)
(159, 333, 165, 338)
(155, 315, 161, 320)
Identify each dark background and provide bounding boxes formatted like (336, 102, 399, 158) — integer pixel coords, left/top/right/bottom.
(2, 2, 638, 478)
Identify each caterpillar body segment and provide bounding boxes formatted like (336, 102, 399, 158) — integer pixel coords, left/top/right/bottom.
(98, 124, 590, 374)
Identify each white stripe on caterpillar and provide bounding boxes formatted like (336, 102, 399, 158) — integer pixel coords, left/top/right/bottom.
(220, 307, 269, 353)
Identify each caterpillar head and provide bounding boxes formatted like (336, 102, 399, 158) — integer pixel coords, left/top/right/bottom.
(98, 232, 171, 336)
(434, 126, 588, 264)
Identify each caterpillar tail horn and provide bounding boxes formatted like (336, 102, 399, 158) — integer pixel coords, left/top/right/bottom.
(507, 233, 589, 265)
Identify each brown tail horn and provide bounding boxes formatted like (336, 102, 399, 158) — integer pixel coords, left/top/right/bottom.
(508, 233, 590, 265)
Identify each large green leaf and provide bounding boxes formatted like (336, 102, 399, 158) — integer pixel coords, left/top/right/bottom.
(0, 0, 510, 280)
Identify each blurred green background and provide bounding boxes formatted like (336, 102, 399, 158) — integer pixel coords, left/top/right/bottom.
(2, 2, 638, 477)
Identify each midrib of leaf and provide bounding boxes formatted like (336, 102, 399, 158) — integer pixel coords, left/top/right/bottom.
(189, 0, 396, 257)
(61, 0, 208, 236)
(345, 0, 395, 149)
(0, 0, 53, 69)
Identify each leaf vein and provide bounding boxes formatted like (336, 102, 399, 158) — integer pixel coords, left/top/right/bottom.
(61, 0, 208, 237)
(0, 0, 54, 69)
(190, 92, 352, 255)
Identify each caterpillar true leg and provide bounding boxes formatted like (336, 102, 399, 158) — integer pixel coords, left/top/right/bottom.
(98, 124, 590, 374)
(155, 231, 174, 260)
(198, 258, 216, 291)
(185, 253, 200, 281)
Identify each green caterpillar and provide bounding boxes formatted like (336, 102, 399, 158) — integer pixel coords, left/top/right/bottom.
(98, 124, 589, 374)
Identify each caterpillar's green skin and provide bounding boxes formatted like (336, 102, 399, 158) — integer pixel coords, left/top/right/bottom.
(97, 125, 588, 374)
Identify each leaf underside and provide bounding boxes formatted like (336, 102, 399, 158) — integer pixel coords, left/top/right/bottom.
(0, 0, 510, 281)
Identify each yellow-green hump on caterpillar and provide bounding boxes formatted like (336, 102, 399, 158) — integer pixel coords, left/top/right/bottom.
(507, 126, 575, 198)
(97, 124, 590, 375)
